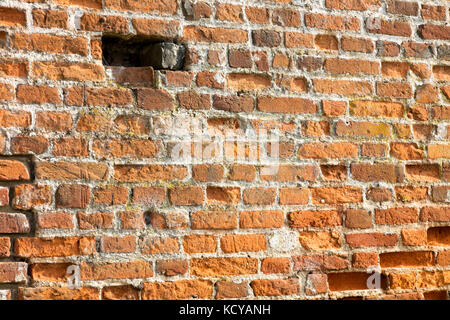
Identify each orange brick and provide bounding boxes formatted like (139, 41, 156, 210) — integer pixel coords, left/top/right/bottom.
(305, 13, 360, 31)
(346, 233, 398, 248)
(257, 97, 316, 114)
(143, 280, 213, 300)
(183, 235, 217, 253)
(289, 210, 342, 228)
(215, 281, 248, 299)
(81, 260, 153, 280)
(375, 207, 418, 225)
(380, 251, 434, 268)
(78, 212, 114, 230)
(299, 231, 342, 250)
(140, 236, 179, 254)
(0, 7, 26, 27)
(101, 235, 136, 253)
(299, 142, 358, 159)
(251, 279, 300, 296)
(191, 257, 258, 276)
(15, 237, 96, 258)
(32, 9, 67, 28)
(240, 210, 284, 229)
(37, 212, 74, 230)
(20, 287, 99, 300)
(183, 26, 247, 43)
(261, 258, 290, 274)
(220, 234, 266, 253)
(11, 33, 88, 56)
(33, 61, 104, 81)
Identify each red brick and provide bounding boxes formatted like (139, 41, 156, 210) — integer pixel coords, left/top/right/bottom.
(351, 163, 404, 183)
(206, 186, 240, 205)
(192, 164, 224, 182)
(328, 272, 387, 291)
(306, 273, 328, 295)
(81, 260, 152, 280)
(183, 235, 217, 253)
(102, 286, 139, 300)
(191, 210, 237, 230)
(177, 90, 210, 110)
(132, 186, 164, 206)
(313, 79, 373, 96)
(353, 252, 378, 269)
(0, 262, 27, 283)
(220, 234, 266, 253)
(55, 184, 90, 209)
(13, 184, 51, 210)
(37, 161, 108, 181)
(367, 19, 412, 37)
(293, 254, 349, 271)
(143, 280, 213, 300)
(258, 96, 316, 114)
(375, 207, 418, 225)
(215, 281, 248, 299)
(251, 279, 300, 296)
(240, 210, 284, 229)
(11, 136, 49, 155)
(387, 0, 418, 16)
(325, 0, 381, 11)
(37, 212, 74, 230)
(305, 13, 360, 31)
(11, 33, 88, 56)
(0, 59, 27, 78)
(156, 259, 188, 276)
(252, 30, 281, 47)
(345, 209, 372, 229)
(346, 233, 398, 248)
(341, 36, 374, 53)
(427, 227, 450, 246)
(15, 236, 96, 258)
(86, 88, 133, 107)
(191, 257, 258, 276)
(227, 73, 271, 91)
(32, 9, 67, 28)
(419, 25, 450, 40)
(0, 160, 30, 181)
(169, 186, 203, 206)
(36, 112, 72, 132)
(421, 5, 446, 21)
(132, 18, 180, 39)
(0, 187, 8, 207)
(299, 142, 358, 159)
(78, 212, 114, 230)
(140, 236, 179, 254)
(261, 258, 290, 274)
(0, 7, 26, 27)
(101, 235, 136, 253)
(20, 287, 99, 300)
(380, 251, 434, 268)
(0, 213, 30, 233)
(32, 61, 104, 81)
(272, 8, 300, 27)
(243, 188, 276, 205)
(183, 26, 247, 43)
(216, 4, 243, 22)
(52, 138, 88, 157)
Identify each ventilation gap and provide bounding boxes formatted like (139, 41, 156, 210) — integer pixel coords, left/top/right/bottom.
(101, 35, 186, 70)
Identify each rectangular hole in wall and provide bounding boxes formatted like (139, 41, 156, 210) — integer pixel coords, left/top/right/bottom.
(101, 35, 186, 70)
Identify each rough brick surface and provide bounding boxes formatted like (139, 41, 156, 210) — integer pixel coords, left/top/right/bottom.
(0, 0, 448, 301)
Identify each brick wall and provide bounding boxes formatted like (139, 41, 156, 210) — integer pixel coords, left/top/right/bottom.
(0, 0, 449, 300)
